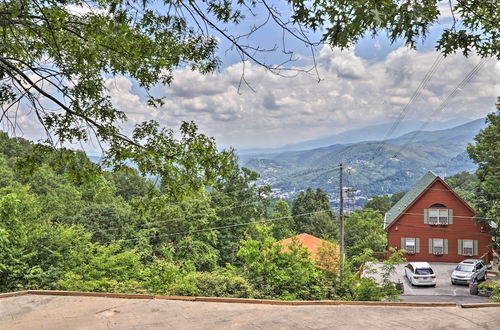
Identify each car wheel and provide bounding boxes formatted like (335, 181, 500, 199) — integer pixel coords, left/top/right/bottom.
(451, 280, 455, 285)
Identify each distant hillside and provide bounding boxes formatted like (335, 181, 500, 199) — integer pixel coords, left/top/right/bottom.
(244, 118, 486, 200)
(238, 117, 474, 157)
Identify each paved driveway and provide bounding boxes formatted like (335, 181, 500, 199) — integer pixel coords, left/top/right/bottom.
(366, 262, 489, 303)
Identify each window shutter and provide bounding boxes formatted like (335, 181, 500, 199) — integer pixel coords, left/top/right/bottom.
(428, 238, 433, 254)
(444, 239, 448, 254)
(424, 209, 428, 224)
(474, 240, 479, 256)
(401, 238, 405, 250)
(458, 239, 463, 255)
(416, 238, 420, 253)
(448, 209, 453, 224)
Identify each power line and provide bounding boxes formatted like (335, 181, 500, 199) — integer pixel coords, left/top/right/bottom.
(88, 200, 264, 235)
(392, 58, 487, 159)
(390, 222, 493, 237)
(397, 212, 496, 221)
(101, 209, 332, 244)
(372, 53, 446, 158)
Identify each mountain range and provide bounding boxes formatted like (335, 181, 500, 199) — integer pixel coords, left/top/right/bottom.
(242, 118, 487, 203)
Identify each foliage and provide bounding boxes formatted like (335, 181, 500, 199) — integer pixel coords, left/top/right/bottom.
(269, 200, 295, 240)
(292, 188, 338, 240)
(390, 192, 406, 206)
(478, 280, 500, 302)
(289, 0, 498, 58)
(344, 209, 387, 258)
(467, 100, 500, 246)
(169, 271, 253, 298)
(445, 171, 478, 206)
(316, 241, 341, 273)
(0, 132, 410, 302)
(364, 195, 391, 214)
(237, 226, 322, 300)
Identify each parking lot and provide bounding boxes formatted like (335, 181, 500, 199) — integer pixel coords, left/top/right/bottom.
(366, 262, 490, 303)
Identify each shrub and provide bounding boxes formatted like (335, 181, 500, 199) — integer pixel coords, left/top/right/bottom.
(478, 280, 500, 302)
(169, 271, 253, 298)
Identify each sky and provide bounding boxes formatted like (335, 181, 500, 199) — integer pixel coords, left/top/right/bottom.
(6, 1, 500, 151)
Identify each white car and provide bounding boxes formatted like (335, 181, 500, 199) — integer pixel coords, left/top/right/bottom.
(404, 262, 436, 286)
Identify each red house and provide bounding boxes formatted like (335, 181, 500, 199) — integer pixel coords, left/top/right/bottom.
(385, 171, 492, 263)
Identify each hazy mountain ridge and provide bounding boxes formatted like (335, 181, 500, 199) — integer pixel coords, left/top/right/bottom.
(243, 118, 486, 201)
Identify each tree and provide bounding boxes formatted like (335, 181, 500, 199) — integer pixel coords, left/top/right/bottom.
(467, 99, 500, 245)
(1, 1, 496, 159)
(364, 195, 391, 214)
(269, 200, 295, 240)
(390, 192, 406, 206)
(344, 209, 387, 258)
(292, 188, 338, 240)
(237, 225, 322, 300)
(445, 171, 478, 206)
(209, 154, 269, 265)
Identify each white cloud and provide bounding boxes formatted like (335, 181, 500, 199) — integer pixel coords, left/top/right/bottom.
(9, 46, 498, 151)
(138, 46, 498, 149)
(66, 4, 107, 17)
(437, 1, 462, 20)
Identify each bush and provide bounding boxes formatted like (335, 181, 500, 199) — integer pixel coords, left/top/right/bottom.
(169, 271, 253, 298)
(478, 280, 500, 302)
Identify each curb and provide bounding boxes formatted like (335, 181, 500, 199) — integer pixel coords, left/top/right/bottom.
(27, 290, 154, 299)
(0, 290, 498, 308)
(461, 302, 500, 308)
(0, 291, 28, 299)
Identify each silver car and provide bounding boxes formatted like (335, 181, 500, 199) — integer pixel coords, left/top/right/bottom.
(451, 259, 487, 285)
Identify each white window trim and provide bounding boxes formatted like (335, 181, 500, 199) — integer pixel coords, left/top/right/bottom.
(429, 209, 448, 225)
(463, 239, 473, 256)
(433, 238, 444, 255)
(405, 238, 416, 254)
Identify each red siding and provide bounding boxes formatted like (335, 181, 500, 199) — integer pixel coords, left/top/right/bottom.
(387, 179, 492, 263)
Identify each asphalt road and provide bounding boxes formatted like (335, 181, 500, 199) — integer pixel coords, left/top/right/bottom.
(1, 295, 500, 329)
(366, 262, 490, 303)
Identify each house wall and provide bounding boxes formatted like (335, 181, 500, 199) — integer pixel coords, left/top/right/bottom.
(387, 180, 492, 263)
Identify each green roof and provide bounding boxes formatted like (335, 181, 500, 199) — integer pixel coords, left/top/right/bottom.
(384, 171, 438, 229)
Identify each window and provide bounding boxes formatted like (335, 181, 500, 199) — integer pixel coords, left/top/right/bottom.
(415, 268, 434, 275)
(463, 240, 473, 256)
(433, 239, 444, 255)
(429, 209, 448, 225)
(405, 238, 415, 253)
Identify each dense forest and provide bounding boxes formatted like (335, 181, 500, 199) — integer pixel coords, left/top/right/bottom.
(0, 132, 401, 301)
(1, 103, 498, 301)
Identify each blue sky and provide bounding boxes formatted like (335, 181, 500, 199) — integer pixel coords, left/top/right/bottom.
(11, 1, 500, 151)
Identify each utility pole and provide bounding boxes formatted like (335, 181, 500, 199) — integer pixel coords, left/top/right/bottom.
(339, 163, 344, 260)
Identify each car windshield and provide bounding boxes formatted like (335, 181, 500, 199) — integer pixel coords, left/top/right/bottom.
(415, 268, 433, 275)
(456, 264, 474, 272)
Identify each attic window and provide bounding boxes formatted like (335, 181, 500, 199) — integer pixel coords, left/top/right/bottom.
(431, 203, 446, 208)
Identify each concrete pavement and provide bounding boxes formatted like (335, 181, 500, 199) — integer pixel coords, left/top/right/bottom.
(1, 295, 500, 329)
(366, 262, 490, 303)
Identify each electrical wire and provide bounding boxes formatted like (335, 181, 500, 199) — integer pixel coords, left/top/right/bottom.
(392, 58, 487, 159)
(100, 209, 332, 244)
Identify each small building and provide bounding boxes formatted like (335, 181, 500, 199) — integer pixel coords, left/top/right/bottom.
(277, 233, 340, 272)
(385, 171, 492, 263)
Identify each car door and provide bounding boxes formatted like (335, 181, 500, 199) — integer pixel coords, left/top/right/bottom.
(478, 262, 486, 279)
(473, 263, 483, 281)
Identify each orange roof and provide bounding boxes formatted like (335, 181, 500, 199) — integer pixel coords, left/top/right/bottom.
(277, 233, 335, 259)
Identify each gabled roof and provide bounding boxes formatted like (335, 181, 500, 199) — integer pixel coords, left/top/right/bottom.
(384, 171, 438, 229)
